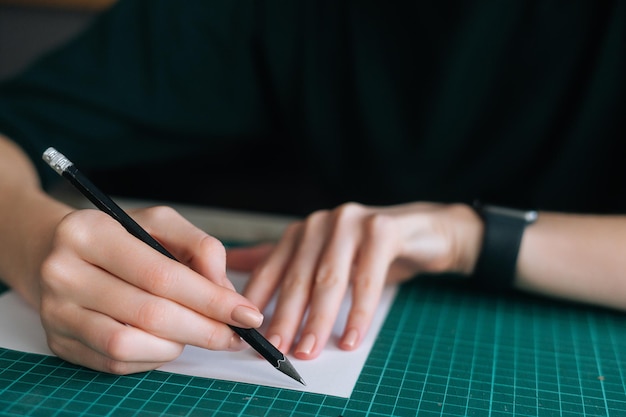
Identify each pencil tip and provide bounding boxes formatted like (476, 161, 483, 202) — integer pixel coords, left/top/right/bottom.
(276, 356, 305, 385)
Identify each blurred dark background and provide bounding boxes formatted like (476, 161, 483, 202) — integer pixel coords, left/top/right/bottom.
(0, 1, 329, 216)
(0, 1, 108, 81)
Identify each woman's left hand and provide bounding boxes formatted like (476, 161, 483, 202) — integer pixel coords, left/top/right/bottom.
(226, 201, 483, 359)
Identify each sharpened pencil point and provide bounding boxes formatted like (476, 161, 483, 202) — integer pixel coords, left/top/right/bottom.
(276, 356, 306, 385)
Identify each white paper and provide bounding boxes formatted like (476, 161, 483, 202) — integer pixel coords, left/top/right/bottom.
(0, 272, 396, 398)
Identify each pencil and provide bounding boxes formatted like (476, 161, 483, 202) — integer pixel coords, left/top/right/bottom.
(42, 147, 305, 385)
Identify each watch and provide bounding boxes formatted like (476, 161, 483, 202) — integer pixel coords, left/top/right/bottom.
(472, 203, 538, 291)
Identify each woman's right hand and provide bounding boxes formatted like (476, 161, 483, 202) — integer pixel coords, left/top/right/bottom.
(38, 206, 264, 374)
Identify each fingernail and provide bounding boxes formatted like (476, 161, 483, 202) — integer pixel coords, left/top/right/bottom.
(231, 305, 264, 328)
(341, 328, 359, 349)
(268, 334, 282, 350)
(295, 333, 316, 356)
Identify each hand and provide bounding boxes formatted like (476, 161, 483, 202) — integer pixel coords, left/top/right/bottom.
(227, 202, 483, 359)
(39, 206, 264, 374)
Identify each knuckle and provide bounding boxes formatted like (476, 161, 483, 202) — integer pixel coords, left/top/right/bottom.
(348, 305, 371, 325)
(334, 202, 364, 222)
(101, 358, 133, 375)
(104, 327, 140, 363)
(55, 210, 108, 248)
(301, 210, 330, 235)
(54, 214, 88, 248)
(283, 272, 311, 292)
(197, 234, 225, 259)
(103, 329, 133, 362)
(364, 213, 392, 236)
(135, 299, 169, 332)
(201, 290, 223, 316)
(352, 275, 376, 293)
(39, 298, 65, 329)
(45, 335, 64, 357)
(299, 210, 329, 239)
(141, 205, 180, 225)
(303, 309, 332, 327)
(140, 262, 180, 296)
(314, 268, 342, 288)
(202, 326, 219, 349)
(307, 209, 330, 225)
(39, 255, 63, 287)
(321, 202, 367, 237)
(201, 324, 233, 351)
(39, 255, 74, 294)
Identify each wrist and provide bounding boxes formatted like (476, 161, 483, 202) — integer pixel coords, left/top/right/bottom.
(446, 203, 485, 275)
(0, 189, 72, 307)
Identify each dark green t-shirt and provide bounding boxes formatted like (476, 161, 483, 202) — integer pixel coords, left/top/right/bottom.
(0, 0, 624, 215)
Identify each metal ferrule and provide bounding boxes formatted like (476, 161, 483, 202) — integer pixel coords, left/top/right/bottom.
(42, 147, 74, 175)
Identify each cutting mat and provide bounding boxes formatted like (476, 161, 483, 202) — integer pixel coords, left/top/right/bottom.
(2, 277, 626, 416)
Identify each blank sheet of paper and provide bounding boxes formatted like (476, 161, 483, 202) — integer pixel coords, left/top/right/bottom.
(0, 271, 396, 398)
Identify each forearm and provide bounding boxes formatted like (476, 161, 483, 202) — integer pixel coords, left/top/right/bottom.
(0, 135, 72, 307)
(516, 212, 626, 310)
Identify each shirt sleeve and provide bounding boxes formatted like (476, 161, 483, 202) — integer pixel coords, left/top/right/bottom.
(0, 0, 270, 187)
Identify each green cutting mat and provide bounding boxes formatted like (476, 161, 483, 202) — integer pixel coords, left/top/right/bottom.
(2, 277, 626, 416)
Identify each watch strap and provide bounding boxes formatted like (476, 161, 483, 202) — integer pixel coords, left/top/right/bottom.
(473, 203, 538, 291)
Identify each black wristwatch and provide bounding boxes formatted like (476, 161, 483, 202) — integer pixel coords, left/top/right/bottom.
(472, 203, 538, 291)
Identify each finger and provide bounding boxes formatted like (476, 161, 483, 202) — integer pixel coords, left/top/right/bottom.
(69, 212, 263, 329)
(45, 305, 184, 373)
(50, 335, 171, 375)
(339, 221, 394, 351)
(242, 222, 302, 311)
(291, 221, 357, 359)
(60, 263, 244, 351)
(258, 212, 331, 353)
(133, 206, 234, 290)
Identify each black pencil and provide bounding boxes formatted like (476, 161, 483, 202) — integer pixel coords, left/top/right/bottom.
(42, 147, 305, 385)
